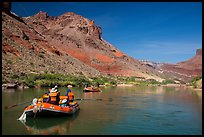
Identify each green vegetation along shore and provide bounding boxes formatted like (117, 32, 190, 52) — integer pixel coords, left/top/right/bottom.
(2, 73, 202, 90)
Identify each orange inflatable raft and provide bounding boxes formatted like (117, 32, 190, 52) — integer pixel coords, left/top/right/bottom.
(24, 96, 80, 117)
(83, 87, 101, 92)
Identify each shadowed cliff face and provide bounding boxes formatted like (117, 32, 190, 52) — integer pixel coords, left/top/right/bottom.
(2, 10, 201, 84)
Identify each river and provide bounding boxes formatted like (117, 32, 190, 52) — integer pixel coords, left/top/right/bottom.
(2, 85, 202, 135)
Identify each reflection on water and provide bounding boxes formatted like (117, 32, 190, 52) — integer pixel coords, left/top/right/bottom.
(2, 86, 202, 135)
(20, 111, 79, 135)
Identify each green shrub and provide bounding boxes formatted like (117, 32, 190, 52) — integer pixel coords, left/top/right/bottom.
(162, 79, 176, 84)
(191, 76, 202, 88)
(146, 79, 161, 84)
(6, 59, 12, 64)
(110, 80, 117, 85)
(10, 74, 19, 79)
(38, 53, 44, 58)
(30, 62, 34, 66)
(2, 74, 6, 84)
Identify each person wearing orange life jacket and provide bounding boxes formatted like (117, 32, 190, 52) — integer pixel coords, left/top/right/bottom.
(46, 85, 60, 105)
(66, 85, 74, 104)
(68, 91, 74, 102)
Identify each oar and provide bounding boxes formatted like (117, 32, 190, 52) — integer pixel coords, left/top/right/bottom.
(4, 101, 31, 109)
(75, 98, 112, 101)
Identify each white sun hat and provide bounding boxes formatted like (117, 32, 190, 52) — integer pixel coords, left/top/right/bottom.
(50, 88, 56, 92)
(67, 85, 72, 88)
(62, 99, 67, 104)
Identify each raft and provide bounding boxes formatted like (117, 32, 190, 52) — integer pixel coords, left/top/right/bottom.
(23, 96, 80, 117)
(83, 87, 101, 92)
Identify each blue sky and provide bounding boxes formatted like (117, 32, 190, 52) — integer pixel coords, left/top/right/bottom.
(11, 2, 202, 63)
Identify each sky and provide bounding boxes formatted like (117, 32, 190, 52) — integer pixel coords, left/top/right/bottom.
(11, 2, 202, 64)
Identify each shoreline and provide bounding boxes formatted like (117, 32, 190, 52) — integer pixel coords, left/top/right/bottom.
(2, 83, 202, 91)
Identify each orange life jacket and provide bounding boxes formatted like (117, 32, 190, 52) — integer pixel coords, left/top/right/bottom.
(49, 92, 58, 102)
(68, 92, 74, 101)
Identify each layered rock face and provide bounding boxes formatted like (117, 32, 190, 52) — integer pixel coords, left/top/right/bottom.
(21, 11, 163, 80)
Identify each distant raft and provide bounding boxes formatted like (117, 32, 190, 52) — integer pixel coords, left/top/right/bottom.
(83, 87, 101, 92)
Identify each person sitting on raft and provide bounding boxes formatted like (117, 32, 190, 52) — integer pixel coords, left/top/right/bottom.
(46, 85, 60, 105)
(43, 88, 51, 102)
(66, 85, 74, 104)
